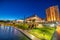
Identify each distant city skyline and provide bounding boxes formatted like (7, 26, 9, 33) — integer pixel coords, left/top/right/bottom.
(0, 0, 60, 20)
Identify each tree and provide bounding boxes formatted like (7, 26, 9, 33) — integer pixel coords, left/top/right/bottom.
(32, 19, 36, 28)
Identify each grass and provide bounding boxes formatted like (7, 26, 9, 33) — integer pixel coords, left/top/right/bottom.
(29, 26, 56, 40)
(17, 23, 29, 30)
(16, 23, 56, 40)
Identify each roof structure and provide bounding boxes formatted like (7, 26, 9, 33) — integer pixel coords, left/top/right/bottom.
(25, 14, 43, 22)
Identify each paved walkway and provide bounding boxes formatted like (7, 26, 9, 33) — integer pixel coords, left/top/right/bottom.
(51, 32, 57, 40)
(15, 27, 40, 40)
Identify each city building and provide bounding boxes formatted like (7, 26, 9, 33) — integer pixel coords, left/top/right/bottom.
(16, 19, 24, 23)
(25, 14, 43, 23)
(46, 5, 60, 22)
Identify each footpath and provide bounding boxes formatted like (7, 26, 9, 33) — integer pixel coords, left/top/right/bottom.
(15, 27, 40, 40)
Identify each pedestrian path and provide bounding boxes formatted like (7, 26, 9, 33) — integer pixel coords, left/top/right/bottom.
(15, 27, 40, 40)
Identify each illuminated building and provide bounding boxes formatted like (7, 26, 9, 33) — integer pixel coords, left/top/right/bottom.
(25, 14, 43, 23)
(46, 5, 59, 22)
(16, 20, 24, 23)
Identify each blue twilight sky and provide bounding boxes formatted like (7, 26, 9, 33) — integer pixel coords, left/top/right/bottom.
(0, 0, 60, 20)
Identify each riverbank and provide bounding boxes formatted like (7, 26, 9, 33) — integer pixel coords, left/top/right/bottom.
(0, 23, 40, 40)
(0, 23, 56, 40)
(15, 27, 40, 40)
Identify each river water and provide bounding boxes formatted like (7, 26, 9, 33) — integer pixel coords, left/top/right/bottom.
(52, 25, 60, 40)
(0, 25, 30, 40)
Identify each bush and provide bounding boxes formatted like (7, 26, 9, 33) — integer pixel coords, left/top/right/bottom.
(17, 23, 29, 30)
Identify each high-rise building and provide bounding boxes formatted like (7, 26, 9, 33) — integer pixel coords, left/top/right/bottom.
(46, 5, 59, 22)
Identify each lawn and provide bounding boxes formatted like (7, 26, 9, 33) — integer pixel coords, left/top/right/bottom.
(29, 26, 56, 40)
(17, 23, 56, 40)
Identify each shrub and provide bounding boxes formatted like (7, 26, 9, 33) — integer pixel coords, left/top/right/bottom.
(17, 23, 29, 30)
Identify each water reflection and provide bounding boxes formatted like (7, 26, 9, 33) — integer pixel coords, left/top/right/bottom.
(0, 25, 30, 40)
(52, 25, 60, 40)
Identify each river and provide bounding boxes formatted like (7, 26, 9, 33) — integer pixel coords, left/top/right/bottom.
(0, 25, 30, 40)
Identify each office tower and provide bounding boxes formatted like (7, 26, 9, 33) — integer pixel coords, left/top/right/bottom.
(46, 6, 59, 22)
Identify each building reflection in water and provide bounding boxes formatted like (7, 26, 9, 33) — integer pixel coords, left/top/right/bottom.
(52, 24, 60, 40)
(56, 25, 60, 40)
(0, 25, 30, 40)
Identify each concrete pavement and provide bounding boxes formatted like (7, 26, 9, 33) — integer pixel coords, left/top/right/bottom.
(15, 27, 40, 40)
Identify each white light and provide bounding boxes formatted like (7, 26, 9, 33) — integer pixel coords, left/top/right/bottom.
(50, 24, 55, 27)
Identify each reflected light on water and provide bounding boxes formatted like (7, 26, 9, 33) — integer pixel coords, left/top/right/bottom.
(0, 25, 30, 40)
(56, 25, 60, 34)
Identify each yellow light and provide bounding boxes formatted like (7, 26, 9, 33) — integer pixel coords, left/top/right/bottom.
(48, 17, 50, 21)
(56, 25, 60, 34)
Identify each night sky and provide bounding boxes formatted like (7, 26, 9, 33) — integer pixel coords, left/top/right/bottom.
(0, 0, 60, 20)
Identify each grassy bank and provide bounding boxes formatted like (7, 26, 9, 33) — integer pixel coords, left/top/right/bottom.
(29, 27, 56, 40)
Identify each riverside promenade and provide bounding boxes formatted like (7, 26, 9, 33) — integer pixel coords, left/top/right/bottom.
(15, 27, 40, 40)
